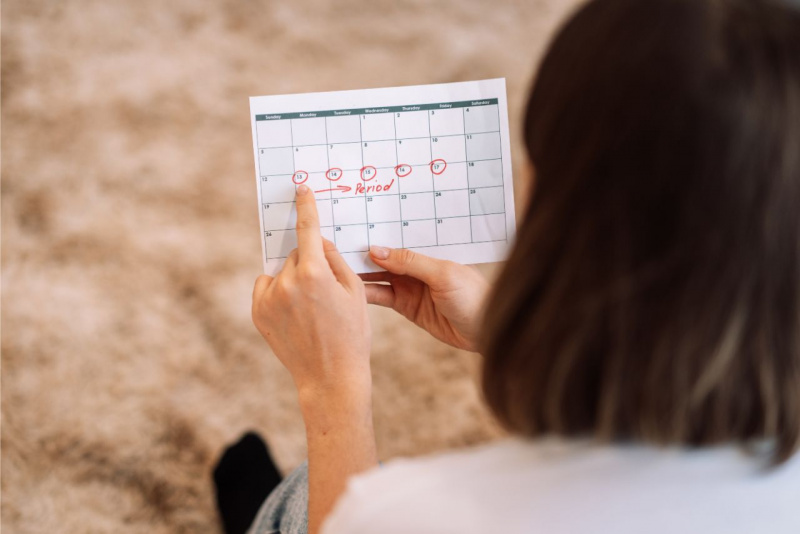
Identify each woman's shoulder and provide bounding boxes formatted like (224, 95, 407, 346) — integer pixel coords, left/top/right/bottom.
(322, 438, 613, 534)
(321, 438, 526, 534)
(322, 439, 800, 534)
(366, 438, 532, 479)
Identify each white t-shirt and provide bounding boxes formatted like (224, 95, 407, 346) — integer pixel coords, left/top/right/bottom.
(323, 439, 800, 534)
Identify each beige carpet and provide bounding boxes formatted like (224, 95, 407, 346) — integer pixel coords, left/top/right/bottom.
(1, 1, 579, 531)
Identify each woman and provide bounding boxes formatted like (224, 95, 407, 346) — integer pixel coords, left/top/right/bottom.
(214, 0, 800, 532)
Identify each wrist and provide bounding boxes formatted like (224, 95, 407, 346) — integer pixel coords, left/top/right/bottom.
(297, 377, 373, 427)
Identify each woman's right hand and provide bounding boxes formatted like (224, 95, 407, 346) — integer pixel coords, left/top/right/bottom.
(360, 246, 490, 352)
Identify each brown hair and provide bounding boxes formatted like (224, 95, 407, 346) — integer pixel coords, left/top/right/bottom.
(481, 0, 800, 463)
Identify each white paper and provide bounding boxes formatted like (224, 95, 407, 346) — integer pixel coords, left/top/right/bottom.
(250, 78, 516, 275)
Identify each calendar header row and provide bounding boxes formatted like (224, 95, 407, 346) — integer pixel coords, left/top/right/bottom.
(255, 98, 499, 121)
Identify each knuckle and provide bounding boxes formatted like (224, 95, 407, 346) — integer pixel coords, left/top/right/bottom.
(274, 277, 295, 297)
(295, 216, 319, 231)
(297, 265, 321, 282)
(395, 248, 416, 266)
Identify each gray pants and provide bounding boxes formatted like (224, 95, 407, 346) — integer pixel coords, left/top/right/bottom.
(247, 461, 309, 534)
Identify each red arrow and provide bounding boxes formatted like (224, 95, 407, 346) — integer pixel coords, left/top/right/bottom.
(315, 185, 351, 193)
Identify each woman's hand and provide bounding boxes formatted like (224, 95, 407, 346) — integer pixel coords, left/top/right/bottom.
(361, 246, 490, 352)
(251, 187, 371, 398)
(251, 186, 377, 534)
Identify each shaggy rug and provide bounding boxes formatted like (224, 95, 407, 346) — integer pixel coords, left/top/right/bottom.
(1, 0, 578, 531)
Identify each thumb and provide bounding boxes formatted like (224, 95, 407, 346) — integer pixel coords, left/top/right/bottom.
(369, 245, 447, 286)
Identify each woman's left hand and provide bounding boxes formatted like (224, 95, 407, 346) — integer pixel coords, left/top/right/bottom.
(251, 185, 372, 402)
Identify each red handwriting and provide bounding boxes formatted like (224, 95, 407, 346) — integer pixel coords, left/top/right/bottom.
(325, 168, 342, 181)
(300, 160, 447, 194)
(315, 185, 352, 194)
(292, 170, 309, 184)
(355, 178, 395, 195)
(360, 165, 377, 182)
(430, 159, 447, 175)
(395, 164, 412, 177)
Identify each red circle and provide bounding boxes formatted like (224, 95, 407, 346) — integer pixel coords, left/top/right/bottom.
(430, 159, 447, 175)
(394, 164, 412, 178)
(292, 170, 309, 184)
(360, 165, 377, 182)
(325, 168, 343, 181)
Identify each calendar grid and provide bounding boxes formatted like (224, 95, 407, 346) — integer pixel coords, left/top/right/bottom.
(392, 112, 405, 248)
(256, 131, 497, 151)
(322, 116, 336, 248)
(260, 239, 507, 259)
(257, 97, 509, 261)
(260, 157, 504, 179)
(427, 109, 439, 247)
(255, 116, 267, 261)
(286, 118, 296, 262)
(263, 213, 506, 232)
(358, 113, 371, 252)
(495, 103, 508, 241)
(462, 107, 474, 243)
(260, 190, 503, 230)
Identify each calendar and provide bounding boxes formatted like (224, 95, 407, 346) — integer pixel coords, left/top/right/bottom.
(250, 78, 516, 275)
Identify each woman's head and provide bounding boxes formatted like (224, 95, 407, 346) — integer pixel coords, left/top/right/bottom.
(482, 0, 800, 462)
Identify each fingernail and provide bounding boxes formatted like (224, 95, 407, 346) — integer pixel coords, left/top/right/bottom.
(370, 245, 390, 260)
(296, 184, 309, 196)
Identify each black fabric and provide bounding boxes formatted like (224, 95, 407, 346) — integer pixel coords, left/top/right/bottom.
(213, 431, 283, 534)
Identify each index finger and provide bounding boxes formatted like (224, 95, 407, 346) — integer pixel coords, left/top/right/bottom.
(294, 185, 325, 264)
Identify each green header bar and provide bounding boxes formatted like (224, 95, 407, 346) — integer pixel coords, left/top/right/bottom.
(255, 98, 498, 121)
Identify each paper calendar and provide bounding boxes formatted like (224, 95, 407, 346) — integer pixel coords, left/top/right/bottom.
(249, 78, 516, 274)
